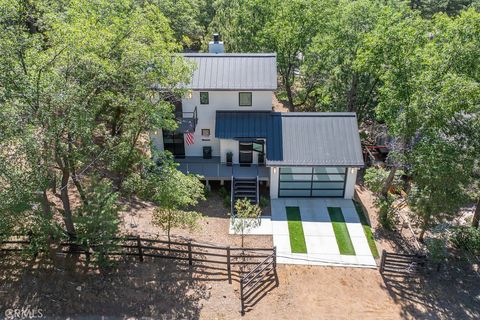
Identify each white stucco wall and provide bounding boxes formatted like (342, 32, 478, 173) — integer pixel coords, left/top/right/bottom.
(344, 167, 358, 199)
(219, 139, 238, 163)
(181, 91, 273, 157)
(150, 130, 164, 152)
(270, 166, 279, 199)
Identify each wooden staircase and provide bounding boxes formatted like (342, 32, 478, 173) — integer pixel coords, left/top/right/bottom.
(231, 177, 259, 216)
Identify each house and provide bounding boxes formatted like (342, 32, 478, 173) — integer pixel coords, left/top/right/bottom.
(151, 35, 364, 208)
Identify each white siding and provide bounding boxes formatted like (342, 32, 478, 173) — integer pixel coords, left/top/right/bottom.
(344, 168, 357, 199)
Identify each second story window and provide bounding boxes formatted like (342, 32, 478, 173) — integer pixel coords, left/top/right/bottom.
(200, 92, 209, 104)
(239, 92, 252, 106)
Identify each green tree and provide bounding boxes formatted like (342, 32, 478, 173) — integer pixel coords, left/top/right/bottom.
(232, 198, 261, 247)
(303, 0, 387, 119)
(75, 179, 121, 265)
(129, 160, 205, 242)
(0, 0, 190, 245)
(361, 8, 480, 240)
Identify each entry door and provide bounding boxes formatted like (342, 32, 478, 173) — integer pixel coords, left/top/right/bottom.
(239, 142, 253, 165)
(163, 131, 185, 158)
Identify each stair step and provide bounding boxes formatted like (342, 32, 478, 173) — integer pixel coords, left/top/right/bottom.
(234, 186, 257, 190)
(234, 182, 256, 187)
(235, 190, 256, 194)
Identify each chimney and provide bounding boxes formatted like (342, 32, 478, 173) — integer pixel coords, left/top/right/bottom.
(208, 33, 224, 54)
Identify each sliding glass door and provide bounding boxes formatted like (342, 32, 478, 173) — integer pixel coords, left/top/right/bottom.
(163, 131, 185, 158)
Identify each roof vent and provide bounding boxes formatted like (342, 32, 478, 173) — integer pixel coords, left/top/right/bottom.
(209, 33, 224, 54)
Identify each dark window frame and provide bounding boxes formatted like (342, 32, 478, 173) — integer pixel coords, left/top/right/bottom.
(201, 128, 210, 137)
(200, 92, 209, 104)
(238, 92, 252, 106)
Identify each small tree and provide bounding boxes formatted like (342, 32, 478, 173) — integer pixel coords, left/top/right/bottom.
(75, 179, 121, 266)
(154, 208, 202, 243)
(149, 166, 205, 242)
(232, 199, 261, 247)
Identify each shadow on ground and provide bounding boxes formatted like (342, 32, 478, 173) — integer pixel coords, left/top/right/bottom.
(382, 263, 480, 319)
(0, 255, 212, 319)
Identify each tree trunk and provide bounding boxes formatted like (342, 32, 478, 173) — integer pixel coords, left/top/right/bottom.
(282, 64, 296, 112)
(59, 165, 76, 239)
(70, 163, 87, 206)
(347, 73, 358, 112)
(419, 228, 426, 243)
(39, 189, 52, 218)
(285, 84, 295, 112)
(472, 197, 480, 228)
(167, 211, 172, 245)
(381, 166, 397, 199)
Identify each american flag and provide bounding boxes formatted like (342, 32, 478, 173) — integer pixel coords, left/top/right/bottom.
(185, 132, 195, 145)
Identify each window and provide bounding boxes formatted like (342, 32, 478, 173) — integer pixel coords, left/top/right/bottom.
(239, 92, 252, 106)
(200, 92, 209, 104)
(201, 129, 210, 137)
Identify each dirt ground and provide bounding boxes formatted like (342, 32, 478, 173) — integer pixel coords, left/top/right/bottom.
(1, 183, 479, 319)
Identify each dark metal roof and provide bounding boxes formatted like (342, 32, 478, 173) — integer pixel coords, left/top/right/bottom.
(182, 53, 277, 90)
(268, 113, 364, 167)
(215, 111, 364, 167)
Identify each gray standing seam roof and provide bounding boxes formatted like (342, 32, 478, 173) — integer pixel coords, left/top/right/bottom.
(215, 111, 364, 167)
(182, 53, 277, 90)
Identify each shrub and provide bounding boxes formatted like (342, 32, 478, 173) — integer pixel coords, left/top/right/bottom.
(450, 226, 480, 255)
(376, 195, 396, 230)
(364, 167, 389, 194)
(364, 167, 404, 195)
(223, 195, 231, 209)
(219, 186, 229, 198)
(426, 237, 448, 266)
(259, 196, 269, 208)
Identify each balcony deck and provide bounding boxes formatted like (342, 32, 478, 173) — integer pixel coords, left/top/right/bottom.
(175, 156, 270, 180)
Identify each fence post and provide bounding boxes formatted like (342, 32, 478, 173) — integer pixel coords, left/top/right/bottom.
(273, 246, 277, 270)
(227, 246, 232, 284)
(380, 249, 386, 274)
(137, 236, 143, 262)
(188, 241, 193, 266)
(240, 278, 245, 316)
(85, 250, 91, 267)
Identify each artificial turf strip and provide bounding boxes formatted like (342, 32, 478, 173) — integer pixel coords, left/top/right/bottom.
(285, 207, 307, 253)
(354, 201, 380, 258)
(327, 207, 356, 256)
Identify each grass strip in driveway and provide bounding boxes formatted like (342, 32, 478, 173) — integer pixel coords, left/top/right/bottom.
(354, 201, 379, 258)
(286, 207, 307, 253)
(328, 207, 356, 255)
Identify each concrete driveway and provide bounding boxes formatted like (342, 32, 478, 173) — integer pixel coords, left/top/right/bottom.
(271, 198, 377, 268)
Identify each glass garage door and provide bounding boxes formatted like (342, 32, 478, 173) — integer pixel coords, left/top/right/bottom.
(278, 167, 346, 197)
